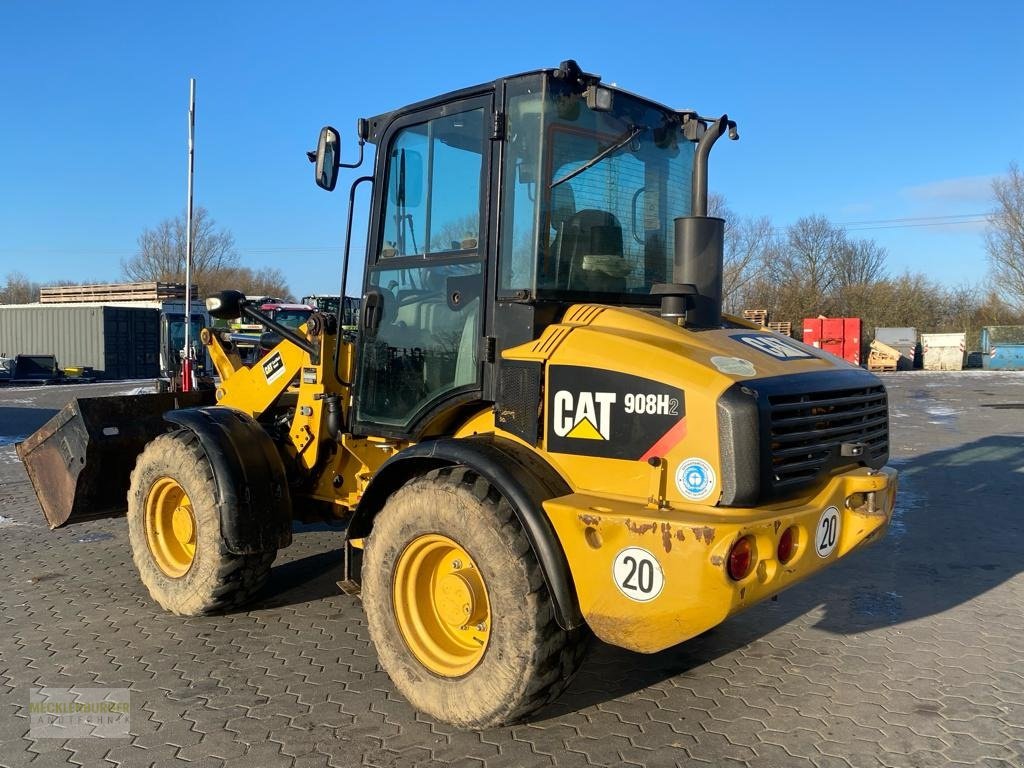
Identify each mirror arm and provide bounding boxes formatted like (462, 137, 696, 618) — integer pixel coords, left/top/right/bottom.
(340, 138, 365, 170)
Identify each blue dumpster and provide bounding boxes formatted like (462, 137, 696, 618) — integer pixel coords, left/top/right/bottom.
(981, 326, 1024, 370)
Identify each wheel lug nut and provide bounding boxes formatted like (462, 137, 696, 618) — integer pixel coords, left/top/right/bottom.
(452, 559, 462, 569)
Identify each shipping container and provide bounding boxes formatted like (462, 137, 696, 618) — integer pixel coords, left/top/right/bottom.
(802, 316, 862, 365)
(875, 327, 918, 370)
(981, 326, 1024, 371)
(0, 305, 160, 379)
(921, 332, 966, 371)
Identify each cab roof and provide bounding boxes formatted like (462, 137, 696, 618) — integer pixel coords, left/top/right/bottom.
(364, 62, 684, 145)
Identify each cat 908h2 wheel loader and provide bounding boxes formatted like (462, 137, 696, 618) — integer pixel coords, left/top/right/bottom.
(19, 60, 897, 728)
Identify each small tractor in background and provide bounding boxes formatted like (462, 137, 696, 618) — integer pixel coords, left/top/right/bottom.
(19, 61, 896, 728)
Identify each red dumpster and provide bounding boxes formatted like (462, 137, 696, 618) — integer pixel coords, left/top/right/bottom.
(802, 317, 861, 366)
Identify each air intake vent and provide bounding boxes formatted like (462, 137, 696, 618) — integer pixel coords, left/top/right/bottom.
(716, 369, 891, 507)
(767, 385, 888, 493)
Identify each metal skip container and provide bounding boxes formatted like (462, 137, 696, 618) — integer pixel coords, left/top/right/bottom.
(982, 326, 1024, 370)
(921, 333, 966, 371)
(875, 327, 918, 370)
(15, 391, 213, 527)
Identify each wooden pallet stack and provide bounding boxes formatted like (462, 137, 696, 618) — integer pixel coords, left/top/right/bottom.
(39, 282, 195, 304)
(741, 309, 793, 338)
(867, 340, 900, 372)
(742, 308, 769, 327)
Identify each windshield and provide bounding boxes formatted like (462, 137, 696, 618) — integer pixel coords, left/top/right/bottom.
(500, 76, 695, 302)
(166, 314, 205, 358)
(272, 308, 313, 328)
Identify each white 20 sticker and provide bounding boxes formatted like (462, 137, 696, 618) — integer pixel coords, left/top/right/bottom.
(612, 547, 665, 602)
(815, 506, 841, 558)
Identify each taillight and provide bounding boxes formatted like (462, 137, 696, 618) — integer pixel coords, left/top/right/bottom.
(777, 526, 797, 563)
(727, 536, 755, 581)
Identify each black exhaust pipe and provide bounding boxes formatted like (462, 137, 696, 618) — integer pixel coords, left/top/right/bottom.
(674, 215, 725, 328)
(669, 114, 737, 329)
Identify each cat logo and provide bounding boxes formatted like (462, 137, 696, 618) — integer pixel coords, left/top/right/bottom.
(546, 366, 686, 461)
(733, 333, 814, 360)
(552, 391, 616, 441)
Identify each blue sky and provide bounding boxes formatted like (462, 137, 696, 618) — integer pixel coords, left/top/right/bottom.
(1, 1, 1020, 299)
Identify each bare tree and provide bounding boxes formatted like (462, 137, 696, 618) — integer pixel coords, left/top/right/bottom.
(833, 238, 888, 289)
(780, 215, 845, 296)
(708, 194, 777, 313)
(207, 266, 292, 300)
(0, 272, 40, 304)
(123, 207, 291, 299)
(986, 162, 1024, 311)
(123, 207, 239, 284)
(723, 217, 776, 311)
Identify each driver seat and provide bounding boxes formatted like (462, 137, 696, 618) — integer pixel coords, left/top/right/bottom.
(559, 209, 628, 293)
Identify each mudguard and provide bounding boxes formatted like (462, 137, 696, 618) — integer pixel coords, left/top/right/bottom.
(164, 407, 292, 554)
(349, 435, 583, 630)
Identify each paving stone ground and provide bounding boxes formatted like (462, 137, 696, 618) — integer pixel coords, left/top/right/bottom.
(1, 373, 1022, 768)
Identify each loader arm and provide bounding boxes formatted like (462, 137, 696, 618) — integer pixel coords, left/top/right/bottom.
(201, 321, 345, 474)
(201, 326, 308, 418)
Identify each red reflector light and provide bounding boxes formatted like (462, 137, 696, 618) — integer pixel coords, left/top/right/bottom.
(727, 536, 755, 581)
(778, 526, 797, 563)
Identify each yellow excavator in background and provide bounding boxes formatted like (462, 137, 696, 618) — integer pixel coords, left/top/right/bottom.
(19, 60, 896, 728)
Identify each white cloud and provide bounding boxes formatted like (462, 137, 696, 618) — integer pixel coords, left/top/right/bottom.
(902, 174, 997, 205)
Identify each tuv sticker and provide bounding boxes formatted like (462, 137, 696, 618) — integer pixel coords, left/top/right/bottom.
(710, 356, 757, 377)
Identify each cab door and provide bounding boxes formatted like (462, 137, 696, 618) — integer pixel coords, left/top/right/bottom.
(355, 94, 492, 437)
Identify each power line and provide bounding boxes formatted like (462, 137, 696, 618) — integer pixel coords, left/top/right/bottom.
(769, 213, 991, 235)
(837, 212, 989, 226)
(842, 218, 989, 232)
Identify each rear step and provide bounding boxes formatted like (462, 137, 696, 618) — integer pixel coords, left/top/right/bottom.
(16, 391, 215, 527)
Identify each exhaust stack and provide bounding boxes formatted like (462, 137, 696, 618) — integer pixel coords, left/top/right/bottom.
(671, 114, 737, 328)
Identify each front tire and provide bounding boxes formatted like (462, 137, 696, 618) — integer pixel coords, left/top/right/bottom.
(362, 466, 587, 728)
(127, 429, 276, 616)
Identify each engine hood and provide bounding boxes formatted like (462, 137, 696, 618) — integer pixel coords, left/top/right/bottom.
(499, 304, 885, 508)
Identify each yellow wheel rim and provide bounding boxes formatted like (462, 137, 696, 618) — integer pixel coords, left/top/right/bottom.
(392, 534, 490, 677)
(144, 477, 196, 578)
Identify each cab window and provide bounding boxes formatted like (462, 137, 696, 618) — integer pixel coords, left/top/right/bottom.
(380, 108, 486, 258)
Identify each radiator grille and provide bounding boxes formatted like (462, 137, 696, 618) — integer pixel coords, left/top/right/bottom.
(767, 385, 888, 492)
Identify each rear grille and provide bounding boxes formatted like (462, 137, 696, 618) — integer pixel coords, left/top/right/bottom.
(767, 385, 888, 492)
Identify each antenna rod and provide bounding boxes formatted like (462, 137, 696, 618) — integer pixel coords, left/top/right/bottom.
(182, 78, 196, 391)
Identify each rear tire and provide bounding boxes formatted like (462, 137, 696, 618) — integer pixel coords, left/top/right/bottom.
(127, 429, 276, 616)
(362, 465, 588, 728)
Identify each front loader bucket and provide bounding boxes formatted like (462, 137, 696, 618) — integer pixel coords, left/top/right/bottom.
(16, 391, 214, 528)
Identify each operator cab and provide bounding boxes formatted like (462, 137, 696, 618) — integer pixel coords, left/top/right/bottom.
(316, 60, 728, 441)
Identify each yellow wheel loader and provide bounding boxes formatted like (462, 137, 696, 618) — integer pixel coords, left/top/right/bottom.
(18, 60, 897, 728)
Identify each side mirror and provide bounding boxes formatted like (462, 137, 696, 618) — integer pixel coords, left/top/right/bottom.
(314, 126, 341, 191)
(206, 290, 246, 320)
